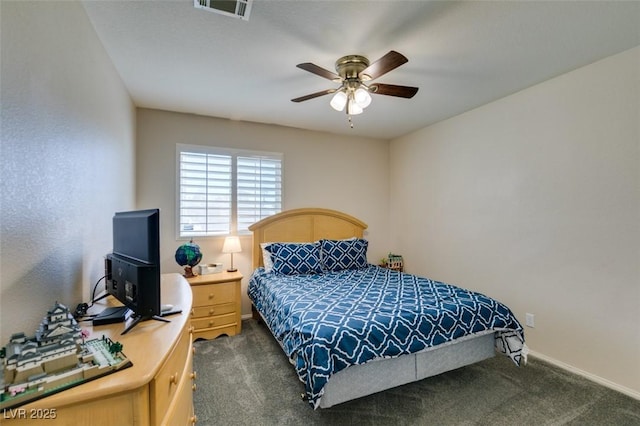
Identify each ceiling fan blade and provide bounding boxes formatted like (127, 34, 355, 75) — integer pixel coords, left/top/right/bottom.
(359, 51, 408, 81)
(370, 83, 419, 98)
(291, 89, 336, 103)
(296, 63, 341, 81)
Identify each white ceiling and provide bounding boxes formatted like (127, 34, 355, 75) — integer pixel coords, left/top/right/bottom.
(82, 1, 640, 140)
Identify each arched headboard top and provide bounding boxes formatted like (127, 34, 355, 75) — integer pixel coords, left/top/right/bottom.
(249, 208, 368, 269)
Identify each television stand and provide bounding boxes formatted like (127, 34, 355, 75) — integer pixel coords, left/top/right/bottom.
(121, 313, 170, 335)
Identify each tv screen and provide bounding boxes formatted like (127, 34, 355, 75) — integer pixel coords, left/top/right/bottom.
(112, 208, 160, 265)
(103, 208, 162, 334)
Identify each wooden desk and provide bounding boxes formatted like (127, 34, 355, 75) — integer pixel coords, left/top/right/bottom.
(2, 273, 195, 426)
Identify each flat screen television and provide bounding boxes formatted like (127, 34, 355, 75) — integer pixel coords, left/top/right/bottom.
(102, 208, 166, 334)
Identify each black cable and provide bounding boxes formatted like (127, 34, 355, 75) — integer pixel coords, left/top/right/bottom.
(90, 274, 108, 307)
(71, 275, 108, 319)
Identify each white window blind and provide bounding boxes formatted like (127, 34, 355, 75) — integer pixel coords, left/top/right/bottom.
(177, 145, 282, 238)
(237, 156, 282, 232)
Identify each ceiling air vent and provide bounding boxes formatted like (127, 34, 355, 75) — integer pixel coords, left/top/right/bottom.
(194, 0, 252, 21)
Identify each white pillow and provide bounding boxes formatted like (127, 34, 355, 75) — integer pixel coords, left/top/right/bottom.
(260, 242, 275, 273)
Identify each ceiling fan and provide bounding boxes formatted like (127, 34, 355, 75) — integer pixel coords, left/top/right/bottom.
(291, 50, 419, 126)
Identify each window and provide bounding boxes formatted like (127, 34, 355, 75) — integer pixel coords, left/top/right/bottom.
(177, 144, 282, 238)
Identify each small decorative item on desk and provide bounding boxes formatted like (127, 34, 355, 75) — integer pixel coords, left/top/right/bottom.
(0, 302, 132, 410)
(175, 239, 203, 278)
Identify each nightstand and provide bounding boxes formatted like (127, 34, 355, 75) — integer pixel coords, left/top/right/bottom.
(187, 270, 243, 340)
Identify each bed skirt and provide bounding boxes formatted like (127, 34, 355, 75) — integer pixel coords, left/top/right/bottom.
(318, 331, 495, 408)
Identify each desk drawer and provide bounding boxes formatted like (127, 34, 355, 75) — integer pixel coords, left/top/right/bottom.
(161, 346, 195, 426)
(151, 329, 191, 424)
(191, 282, 235, 307)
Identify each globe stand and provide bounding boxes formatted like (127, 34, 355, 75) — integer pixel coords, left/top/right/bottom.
(183, 265, 196, 278)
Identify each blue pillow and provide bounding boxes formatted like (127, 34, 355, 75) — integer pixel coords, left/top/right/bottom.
(320, 239, 368, 271)
(266, 242, 323, 275)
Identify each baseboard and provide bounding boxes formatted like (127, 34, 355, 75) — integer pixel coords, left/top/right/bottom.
(241, 313, 253, 320)
(528, 349, 640, 401)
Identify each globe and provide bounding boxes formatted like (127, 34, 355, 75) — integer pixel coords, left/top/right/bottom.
(175, 240, 203, 277)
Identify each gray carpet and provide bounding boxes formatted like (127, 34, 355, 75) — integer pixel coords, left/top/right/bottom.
(193, 320, 640, 425)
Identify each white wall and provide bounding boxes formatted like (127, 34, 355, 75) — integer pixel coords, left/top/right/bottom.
(136, 108, 390, 316)
(0, 1, 136, 343)
(390, 46, 640, 396)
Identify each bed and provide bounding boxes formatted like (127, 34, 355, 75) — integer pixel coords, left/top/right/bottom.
(248, 208, 526, 409)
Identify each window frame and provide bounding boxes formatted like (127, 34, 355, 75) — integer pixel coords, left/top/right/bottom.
(176, 143, 283, 240)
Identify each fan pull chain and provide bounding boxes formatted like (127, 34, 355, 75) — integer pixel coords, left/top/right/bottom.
(348, 115, 354, 128)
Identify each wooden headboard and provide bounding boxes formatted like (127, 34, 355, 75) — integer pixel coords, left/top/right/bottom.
(248, 208, 368, 269)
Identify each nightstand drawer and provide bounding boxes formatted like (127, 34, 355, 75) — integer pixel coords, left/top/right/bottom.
(191, 282, 235, 307)
(191, 302, 236, 319)
(191, 312, 236, 331)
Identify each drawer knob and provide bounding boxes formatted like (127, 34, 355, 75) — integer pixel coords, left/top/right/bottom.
(209, 308, 215, 315)
(208, 293, 214, 299)
(169, 372, 178, 385)
(192, 383, 197, 392)
(190, 371, 197, 380)
(190, 415, 198, 424)
(209, 321, 214, 326)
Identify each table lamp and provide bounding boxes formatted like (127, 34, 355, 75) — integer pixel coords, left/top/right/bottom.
(222, 236, 241, 272)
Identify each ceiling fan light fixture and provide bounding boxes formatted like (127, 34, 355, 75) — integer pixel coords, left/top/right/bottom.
(354, 87, 372, 109)
(347, 98, 363, 115)
(293, 51, 417, 127)
(330, 90, 348, 111)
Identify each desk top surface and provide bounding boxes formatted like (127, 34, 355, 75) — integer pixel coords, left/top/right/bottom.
(13, 273, 193, 410)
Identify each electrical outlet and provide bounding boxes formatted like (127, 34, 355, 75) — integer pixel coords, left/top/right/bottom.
(525, 313, 535, 328)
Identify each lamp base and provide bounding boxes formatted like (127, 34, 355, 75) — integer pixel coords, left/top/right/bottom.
(226, 268, 237, 272)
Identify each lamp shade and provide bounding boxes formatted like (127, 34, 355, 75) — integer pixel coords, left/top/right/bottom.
(346, 99, 363, 115)
(330, 91, 348, 111)
(354, 87, 372, 109)
(222, 236, 242, 254)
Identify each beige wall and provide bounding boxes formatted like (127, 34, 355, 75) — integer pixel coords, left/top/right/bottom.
(136, 108, 390, 316)
(390, 46, 640, 396)
(0, 1, 136, 343)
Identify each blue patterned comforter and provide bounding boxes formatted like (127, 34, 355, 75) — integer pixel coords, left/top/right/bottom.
(248, 265, 525, 408)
